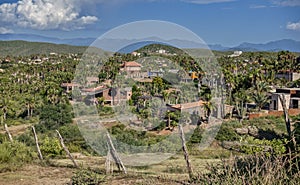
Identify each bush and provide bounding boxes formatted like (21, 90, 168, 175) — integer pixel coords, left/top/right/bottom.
(0, 141, 36, 172)
(189, 126, 204, 143)
(216, 122, 240, 141)
(58, 124, 93, 154)
(0, 133, 6, 143)
(40, 137, 64, 158)
(17, 132, 35, 147)
(239, 137, 287, 156)
(37, 103, 73, 132)
(294, 122, 300, 145)
(71, 169, 106, 185)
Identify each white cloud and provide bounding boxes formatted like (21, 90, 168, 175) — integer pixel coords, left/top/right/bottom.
(272, 0, 300, 6)
(250, 5, 267, 9)
(287, 21, 300, 31)
(182, 0, 236, 4)
(0, 27, 14, 34)
(0, 0, 98, 30)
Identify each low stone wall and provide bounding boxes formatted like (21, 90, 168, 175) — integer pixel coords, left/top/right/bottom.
(249, 109, 300, 119)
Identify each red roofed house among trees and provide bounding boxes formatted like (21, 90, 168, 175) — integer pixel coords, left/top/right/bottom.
(123, 61, 142, 78)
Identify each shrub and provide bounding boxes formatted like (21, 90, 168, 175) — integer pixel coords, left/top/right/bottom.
(17, 132, 35, 147)
(216, 122, 240, 141)
(0, 133, 6, 143)
(37, 103, 73, 132)
(40, 137, 64, 158)
(294, 122, 300, 145)
(189, 126, 204, 143)
(71, 169, 106, 185)
(0, 141, 36, 172)
(239, 137, 287, 156)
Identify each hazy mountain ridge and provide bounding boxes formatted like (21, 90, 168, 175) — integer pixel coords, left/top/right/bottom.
(0, 33, 299, 52)
(231, 39, 300, 52)
(0, 40, 89, 56)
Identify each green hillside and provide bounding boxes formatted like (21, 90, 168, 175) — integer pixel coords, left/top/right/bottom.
(0, 40, 89, 56)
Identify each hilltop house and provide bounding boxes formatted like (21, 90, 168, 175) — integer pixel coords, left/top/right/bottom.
(167, 101, 205, 116)
(122, 61, 143, 78)
(86, 77, 99, 86)
(275, 71, 300, 82)
(61, 83, 81, 93)
(270, 88, 300, 111)
(82, 85, 132, 106)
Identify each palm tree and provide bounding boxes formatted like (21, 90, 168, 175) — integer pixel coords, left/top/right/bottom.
(251, 81, 271, 111)
(234, 89, 251, 122)
(0, 97, 13, 121)
(166, 110, 179, 129)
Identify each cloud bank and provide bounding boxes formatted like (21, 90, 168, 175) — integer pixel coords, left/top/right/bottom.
(287, 21, 300, 31)
(0, 0, 98, 30)
(272, 0, 300, 7)
(0, 27, 14, 34)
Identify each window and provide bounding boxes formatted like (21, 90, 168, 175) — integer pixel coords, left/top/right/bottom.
(292, 100, 299, 109)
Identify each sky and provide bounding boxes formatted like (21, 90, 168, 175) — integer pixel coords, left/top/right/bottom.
(0, 0, 299, 46)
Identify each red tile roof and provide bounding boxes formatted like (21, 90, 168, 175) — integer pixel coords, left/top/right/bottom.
(61, 83, 80, 87)
(124, 61, 141, 67)
(170, 101, 206, 110)
(82, 85, 107, 92)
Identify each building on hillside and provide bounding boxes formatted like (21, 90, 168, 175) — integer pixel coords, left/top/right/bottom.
(61, 83, 81, 93)
(82, 85, 132, 106)
(167, 101, 205, 116)
(270, 88, 300, 111)
(275, 71, 300, 82)
(157, 49, 166, 54)
(86, 77, 99, 86)
(131, 52, 141, 57)
(122, 61, 143, 78)
(228, 51, 243, 57)
(148, 70, 164, 78)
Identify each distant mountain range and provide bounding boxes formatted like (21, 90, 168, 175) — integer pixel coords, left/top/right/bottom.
(0, 33, 299, 52)
(0, 33, 95, 47)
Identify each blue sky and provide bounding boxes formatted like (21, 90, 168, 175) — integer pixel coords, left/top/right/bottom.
(0, 0, 299, 46)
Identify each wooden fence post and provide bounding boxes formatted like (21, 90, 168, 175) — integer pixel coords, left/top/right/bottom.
(31, 126, 43, 161)
(106, 132, 127, 174)
(4, 124, 13, 142)
(279, 94, 297, 150)
(56, 130, 78, 168)
(179, 124, 193, 180)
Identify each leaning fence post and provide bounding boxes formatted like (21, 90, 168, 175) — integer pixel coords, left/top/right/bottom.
(106, 132, 127, 174)
(32, 126, 43, 161)
(4, 124, 13, 142)
(56, 130, 78, 168)
(179, 124, 193, 180)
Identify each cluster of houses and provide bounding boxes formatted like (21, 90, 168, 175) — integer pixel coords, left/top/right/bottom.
(61, 60, 213, 122)
(62, 57, 300, 121)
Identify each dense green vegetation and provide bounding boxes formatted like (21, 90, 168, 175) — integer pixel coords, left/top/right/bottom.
(0, 41, 300, 184)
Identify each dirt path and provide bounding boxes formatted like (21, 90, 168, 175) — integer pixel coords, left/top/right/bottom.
(0, 124, 31, 137)
(0, 165, 74, 185)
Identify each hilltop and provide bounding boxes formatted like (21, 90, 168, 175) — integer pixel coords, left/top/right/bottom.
(0, 40, 89, 56)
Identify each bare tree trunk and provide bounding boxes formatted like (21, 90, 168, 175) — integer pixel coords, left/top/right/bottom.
(178, 124, 193, 180)
(106, 132, 127, 174)
(105, 142, 114, 174)
(32, 126, 43, 161)
(279, 94, 297, 150)
(168, 114, 171, 129)
(4, 124, 13, 142)
(56, 130, 78, 168)
(27, 104, 30, 117)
